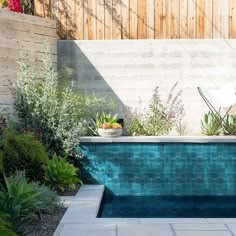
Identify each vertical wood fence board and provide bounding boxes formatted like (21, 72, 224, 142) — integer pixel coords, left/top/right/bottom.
(212, 0, 221, 38)
(154, 0, 163, 38)
(113, 0, 121, 39)
(104, 0, 113, 39)
(129, 0, 138, 39)
(230, 0, 236, 38)
(171, 0, 180, 38)
(137, 0, 147, 39)
(97, 0, 105, 39)
(75, 0, 84, 40)
(146, 0, 155, 39)
(204, 0, 213, 38)
(188, 0, 196, 38)
(163, 0, 171, 38)
(196, 0, 205, 38)
(88, 0, 97, 39)
(222, 0, 229, 38)
(121, 0, 130, 39)
(180, 0, 188, 38)
(83, 0, 89, 39)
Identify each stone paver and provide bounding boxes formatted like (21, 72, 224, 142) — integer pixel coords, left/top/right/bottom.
(56, 224, 116, 236)
(172, 223, 227, 231)
(94, 218, 140, 224)
(225, 224, 236, 234)
(140, 218, 208, 224)
(54, 185, 236, 236)
(175, 231, 232, 236)
(118, 224, 173, 236)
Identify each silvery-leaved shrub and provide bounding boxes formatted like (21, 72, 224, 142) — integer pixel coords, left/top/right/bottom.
(11, 44, 115, 158)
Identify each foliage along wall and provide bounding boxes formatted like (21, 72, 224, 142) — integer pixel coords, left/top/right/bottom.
(34, 0, 236, 40)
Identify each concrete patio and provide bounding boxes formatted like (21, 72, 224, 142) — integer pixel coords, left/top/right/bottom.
(54, 185, 236, 236)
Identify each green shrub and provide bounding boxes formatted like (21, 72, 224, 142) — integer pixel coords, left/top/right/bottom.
(31, 182, 60, 214)
(0, 172, 43, 232)
(43, 154, 81, 192)
(0, 212, 19, 236)
(0, 171, 60, 232)
(124, 83, 184, 135)
(0, 129, 48, 181)
(11, 45, 115, 158)
(201, 111, 222, 135)
(223, 115, 236, 135)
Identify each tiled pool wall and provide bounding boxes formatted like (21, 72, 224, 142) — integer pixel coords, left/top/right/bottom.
(79, 142, 236, 196)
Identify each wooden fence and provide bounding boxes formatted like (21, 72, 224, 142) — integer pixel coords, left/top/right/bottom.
(0, 9, 57, 108)
(34, 0, 236, 39)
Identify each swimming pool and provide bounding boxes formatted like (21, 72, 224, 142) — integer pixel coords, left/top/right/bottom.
(98, 195, 236, 218)
(79, 136, 236, 217)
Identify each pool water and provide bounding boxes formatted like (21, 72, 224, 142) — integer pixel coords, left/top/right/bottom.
(98, 194, 236, 218)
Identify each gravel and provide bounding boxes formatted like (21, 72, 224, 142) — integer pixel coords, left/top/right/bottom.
(25, 207, 67, 236)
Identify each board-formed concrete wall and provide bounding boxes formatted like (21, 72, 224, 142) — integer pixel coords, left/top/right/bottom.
(0, 9, 57, 109)
(58, 40, 236, 134)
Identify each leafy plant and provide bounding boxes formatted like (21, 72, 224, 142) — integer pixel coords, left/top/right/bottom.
(11, 43, 115, 158)
(201, 111, 222, 135)
(96, 112, 117, 125)
(223, 115, 236, 135)
(0, 212, 19, 236)
(43, 154, 81, 192)
(124, 83, 184, 136)
(0, 171, 60, 233)
(0, 128, 48, 181)
(31, 182, 60, 214)
(94, 112, 122, 130)
(0, 172, 43, 232)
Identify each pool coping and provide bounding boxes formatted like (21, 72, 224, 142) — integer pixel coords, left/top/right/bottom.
(79, 136, 236, 143)
(54, 185, 236, 236)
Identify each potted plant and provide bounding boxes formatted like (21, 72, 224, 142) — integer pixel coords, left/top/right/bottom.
(96, 112, 122, 137)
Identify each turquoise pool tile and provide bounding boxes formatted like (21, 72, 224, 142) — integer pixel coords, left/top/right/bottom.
(80, 143, 236, 196)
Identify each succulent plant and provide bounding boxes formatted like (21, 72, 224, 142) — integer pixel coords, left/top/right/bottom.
(201, 111, 222, 135)
(223, 115, 236, 135)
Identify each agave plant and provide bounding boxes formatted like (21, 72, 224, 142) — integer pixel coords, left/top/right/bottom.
(0, 172, 42, 232)
(223, 115, 236, 135)
(201, 111, 222, 135)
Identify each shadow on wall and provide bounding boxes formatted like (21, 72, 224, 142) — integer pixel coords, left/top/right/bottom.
(57, 40, 127, 118)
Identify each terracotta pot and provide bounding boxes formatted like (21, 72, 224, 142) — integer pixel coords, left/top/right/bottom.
(98, 128, 122, 137)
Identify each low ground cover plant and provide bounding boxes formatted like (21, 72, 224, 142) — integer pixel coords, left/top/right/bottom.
(124, 83, 185, 136)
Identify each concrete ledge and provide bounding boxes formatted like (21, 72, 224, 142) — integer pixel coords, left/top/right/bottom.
(79, 136, 236, 143)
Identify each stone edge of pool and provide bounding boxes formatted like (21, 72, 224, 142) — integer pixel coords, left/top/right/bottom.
(79, 136, 236, 143)
(55, 185, 236, 236)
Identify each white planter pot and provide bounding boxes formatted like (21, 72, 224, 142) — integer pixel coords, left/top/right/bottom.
(98, 128, 122, 137)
